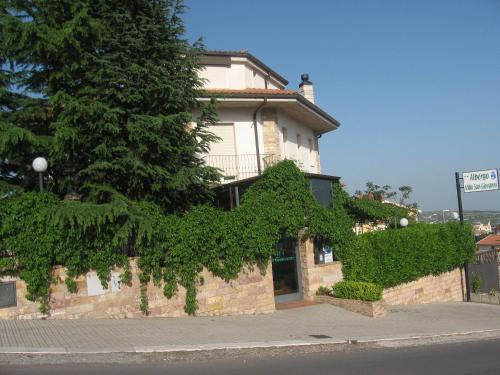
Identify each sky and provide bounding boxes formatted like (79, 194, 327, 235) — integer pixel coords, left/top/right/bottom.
(183, 0, 500, 211)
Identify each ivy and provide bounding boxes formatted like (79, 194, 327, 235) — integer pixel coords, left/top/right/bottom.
(350, 197, 411, 225)
(0, 161, 353, 315)
(337, 222, 476, 288)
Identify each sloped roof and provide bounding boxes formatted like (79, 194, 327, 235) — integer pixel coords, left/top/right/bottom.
(477, 234, 500, 247)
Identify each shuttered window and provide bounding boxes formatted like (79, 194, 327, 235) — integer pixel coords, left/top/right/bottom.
(207, 123, 236, 155)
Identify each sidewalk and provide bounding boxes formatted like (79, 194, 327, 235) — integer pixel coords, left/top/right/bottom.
(0, 302, 499, 354)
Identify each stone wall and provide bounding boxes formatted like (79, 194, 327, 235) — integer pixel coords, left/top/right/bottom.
(0, 259, 275, 319)
(298, 234, 343, 300)
(382, 268, 465, 305)
(261, 108, 280, 159)
(315, 295, 387, 318)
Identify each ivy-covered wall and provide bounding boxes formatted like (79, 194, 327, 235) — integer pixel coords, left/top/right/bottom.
(0, 161, 353, 315)
(337, 222, 476, 288)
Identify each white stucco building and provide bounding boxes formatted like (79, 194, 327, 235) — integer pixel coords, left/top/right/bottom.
(196, 50, 340, 182)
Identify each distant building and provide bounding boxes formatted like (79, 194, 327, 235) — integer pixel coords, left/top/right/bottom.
(476, 233, 500, 252)
(473, 221, 492, 237)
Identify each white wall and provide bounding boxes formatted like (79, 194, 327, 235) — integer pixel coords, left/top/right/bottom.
(199, 58, 285, 90)
(277, 112, 320, 173)
(200, 65, 227, 88)
(216, 108, 259, 155)
(203, 107, 322, 179)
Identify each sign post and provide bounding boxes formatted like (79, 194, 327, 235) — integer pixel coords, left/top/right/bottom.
(455, 168, 499, 302)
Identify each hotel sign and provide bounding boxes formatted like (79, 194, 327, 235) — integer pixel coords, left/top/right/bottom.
(463, 169, 499, 193)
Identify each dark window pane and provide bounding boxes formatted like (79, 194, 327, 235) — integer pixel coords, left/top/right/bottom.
(310, 178, 333, 208)
(0, 281, 17, 308)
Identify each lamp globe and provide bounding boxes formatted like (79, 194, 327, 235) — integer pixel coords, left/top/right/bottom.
(32, 157, 48, 173)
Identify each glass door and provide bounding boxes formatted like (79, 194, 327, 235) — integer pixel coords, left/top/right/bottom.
(272, 236, 302, 303)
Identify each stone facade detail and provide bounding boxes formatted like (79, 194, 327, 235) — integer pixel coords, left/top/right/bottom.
(298, 233, 343, 300)
(315, 295, 387, 318)
(0, 259, 275, 319)
(260, 108, 280, 160)
(382, 268, 465, 305)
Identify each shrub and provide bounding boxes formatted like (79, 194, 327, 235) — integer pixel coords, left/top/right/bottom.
(471, 273, 481, 293)
(331, 281, 383, 302)
(316, 285, 332, 296)
(337, 222, 476, 288)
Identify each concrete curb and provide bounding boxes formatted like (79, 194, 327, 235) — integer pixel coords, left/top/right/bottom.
(2, 328, 500, 355)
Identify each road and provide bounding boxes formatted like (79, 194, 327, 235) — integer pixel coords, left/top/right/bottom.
(1, 339, 500, 374)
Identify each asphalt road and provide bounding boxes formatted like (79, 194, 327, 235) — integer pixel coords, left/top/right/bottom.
(1, 339, 500, 375)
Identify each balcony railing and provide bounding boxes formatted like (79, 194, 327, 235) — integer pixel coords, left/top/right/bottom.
(203, 154, 279, 181)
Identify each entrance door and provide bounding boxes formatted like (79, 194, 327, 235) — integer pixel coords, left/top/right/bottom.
(272, 236, 302, 303)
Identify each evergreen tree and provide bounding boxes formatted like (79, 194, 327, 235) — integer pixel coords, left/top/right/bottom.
(0, 0, 218, 211)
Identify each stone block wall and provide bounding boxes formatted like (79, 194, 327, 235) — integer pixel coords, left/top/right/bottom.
(0, 259, 275, 319)
(315, 295, 387, 318)
(382, 268, 465, 305)
(261, 108, 280, 159)
(298, 234, 343, 300)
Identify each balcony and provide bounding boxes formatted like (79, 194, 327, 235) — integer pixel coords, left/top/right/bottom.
(203, 154, 280, 182)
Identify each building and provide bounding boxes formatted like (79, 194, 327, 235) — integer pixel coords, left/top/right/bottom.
(197, 51, 344, 303)
(196, 50, 340, 182)
(0, 50, 466, 319)
(473, 221, 492, 237)
(477, 225, 500, 253)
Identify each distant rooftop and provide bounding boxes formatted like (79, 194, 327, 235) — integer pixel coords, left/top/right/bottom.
(477, 234, 500, 247)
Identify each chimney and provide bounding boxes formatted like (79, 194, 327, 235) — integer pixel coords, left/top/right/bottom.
(299, 73, 315, 104)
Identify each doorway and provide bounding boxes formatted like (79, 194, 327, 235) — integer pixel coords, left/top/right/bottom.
(272, 236, 302, 304)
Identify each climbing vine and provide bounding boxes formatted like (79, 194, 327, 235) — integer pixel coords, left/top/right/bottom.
(0, 161, 353, 315)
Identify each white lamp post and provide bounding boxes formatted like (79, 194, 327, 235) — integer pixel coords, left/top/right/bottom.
(32, 157, 48, 192)
(442, 209, 450, 223)
(399, 218, 409, 227)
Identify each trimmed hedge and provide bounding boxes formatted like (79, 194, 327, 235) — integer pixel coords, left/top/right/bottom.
(350, 197, 410, 223)
(337, 222, 476, 288)
(332, 281, 383, 302)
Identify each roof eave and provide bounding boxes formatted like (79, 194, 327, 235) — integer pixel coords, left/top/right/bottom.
(198, 91, 341, 132)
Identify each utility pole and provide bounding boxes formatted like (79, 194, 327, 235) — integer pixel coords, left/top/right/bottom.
(455, 172, 470, 302)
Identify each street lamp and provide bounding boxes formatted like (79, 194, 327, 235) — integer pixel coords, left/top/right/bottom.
(451, 212, 459, 220)
(442, 209, 450, 223)
(32, 157, 48, 192)
(399, 218, 409, 227)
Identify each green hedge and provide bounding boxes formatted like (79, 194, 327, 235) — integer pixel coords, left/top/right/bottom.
(332, 281, 382, 301)
(337, 223, 476, 288)
(350, 197, 410, 223)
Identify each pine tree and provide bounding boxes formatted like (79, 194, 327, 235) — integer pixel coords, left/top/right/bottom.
(0, 2, 52, 193)
(0, 0, 218, 211)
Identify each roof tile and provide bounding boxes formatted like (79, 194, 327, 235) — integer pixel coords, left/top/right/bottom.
(204, 88, 298, 95)
(477, 234, 500, 246)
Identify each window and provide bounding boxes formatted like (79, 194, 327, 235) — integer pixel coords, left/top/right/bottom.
(296, 134, 301, 150)
(0, 281, 16, 308)
(282, 127, 288, 156)
(310, 178, 333, 208)
(313, 236, 337, 265)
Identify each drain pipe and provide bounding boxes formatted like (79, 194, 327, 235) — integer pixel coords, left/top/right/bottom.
(253, 99, 267, 175)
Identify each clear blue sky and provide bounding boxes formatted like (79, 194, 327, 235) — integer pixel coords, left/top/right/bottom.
(184, 0, 500, 211)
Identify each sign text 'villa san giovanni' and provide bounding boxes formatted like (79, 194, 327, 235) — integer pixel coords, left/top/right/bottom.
(462, 169, 499, 193)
